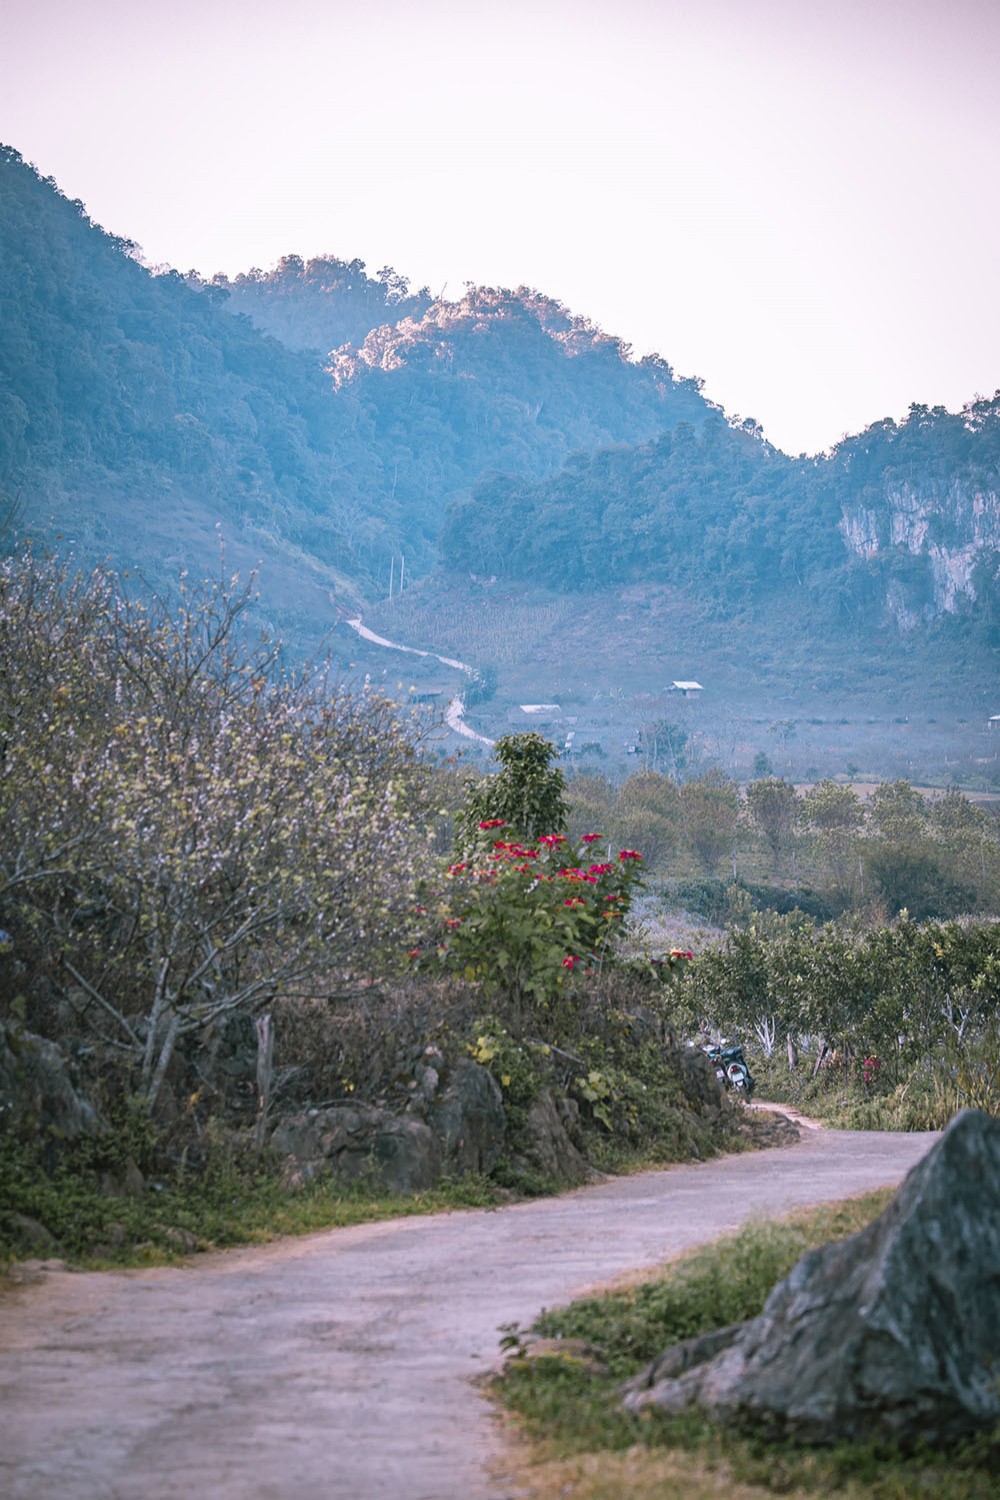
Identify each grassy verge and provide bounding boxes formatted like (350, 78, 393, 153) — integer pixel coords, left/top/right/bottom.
(0, 1131, 509, 1273)
(749, 1048, 1000, 1133)
(494, 1193, 999, 1499)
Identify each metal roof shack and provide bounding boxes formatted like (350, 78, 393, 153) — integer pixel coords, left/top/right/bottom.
(669, 681, 703, 697)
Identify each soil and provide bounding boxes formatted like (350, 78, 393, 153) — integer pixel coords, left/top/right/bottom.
(0, 1121, 938, 1500)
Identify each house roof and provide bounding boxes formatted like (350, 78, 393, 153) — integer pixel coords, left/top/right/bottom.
(672, 680, 703, 691)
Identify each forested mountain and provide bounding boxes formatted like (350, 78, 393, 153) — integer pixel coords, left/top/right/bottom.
(1, 144, 997, 671)
(0, 147, 717, 619)
(0, 144, 392, 620)
(442, 401, 1000, 644)
(321, 285, 714, 559)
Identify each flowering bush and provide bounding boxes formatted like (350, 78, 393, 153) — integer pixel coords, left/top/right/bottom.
(412, 829, 646, 1023)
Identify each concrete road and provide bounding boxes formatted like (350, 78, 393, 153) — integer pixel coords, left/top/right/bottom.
(0, 1124, 938, 1500)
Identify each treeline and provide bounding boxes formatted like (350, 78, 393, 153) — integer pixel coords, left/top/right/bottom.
(201, 255, 434, 354)
(670, 914, 1000, 1130)
(563, 769, 1000, 920)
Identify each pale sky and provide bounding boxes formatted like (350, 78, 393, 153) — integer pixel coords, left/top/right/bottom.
(4, 0, 999, 455)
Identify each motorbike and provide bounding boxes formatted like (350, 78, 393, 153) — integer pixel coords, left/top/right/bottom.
(702, 1040, 755, 1098)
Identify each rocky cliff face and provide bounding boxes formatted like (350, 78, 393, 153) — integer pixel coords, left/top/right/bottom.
(839, 480, 1000, 627)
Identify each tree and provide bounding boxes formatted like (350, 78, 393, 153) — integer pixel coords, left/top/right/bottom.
(745, 777, 799, 869)
(801, 780, 864, 898)
(678, 771, 741, 875)
(0, 552, 427, 1105)
(459, 732, 568, 847)
(613, 771, 680, 872)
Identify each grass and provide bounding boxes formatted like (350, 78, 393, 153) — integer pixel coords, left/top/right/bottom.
(494, 1193, 1000, 1499)
(0, 1130, 511, 1273)
(748, 1043, 1000, 1134)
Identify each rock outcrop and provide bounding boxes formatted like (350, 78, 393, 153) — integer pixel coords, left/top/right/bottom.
(624, 1109, 1000, 1448)
(431, 1058, 506, 1175)
(270, 1103, 443, 1193)
(0, 1022, 101, 1143)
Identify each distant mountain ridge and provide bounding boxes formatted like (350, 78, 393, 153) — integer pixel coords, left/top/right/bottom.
(1, 144, 997, 669)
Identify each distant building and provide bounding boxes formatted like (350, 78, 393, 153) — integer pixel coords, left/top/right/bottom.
(669, 680, 703, 697)
(989, 714, 1000, 730)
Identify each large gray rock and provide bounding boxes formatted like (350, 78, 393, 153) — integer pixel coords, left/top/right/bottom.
(270, 1103, 443, 1193)
(625, 1109, 1000, 1448)
(519, 1089, 593, 1186)
(0, 1022, 101, 1142)
(432, 1059, 506, 1175)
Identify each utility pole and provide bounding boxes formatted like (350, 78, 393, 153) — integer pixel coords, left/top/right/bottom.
(388, 555, 395, 601)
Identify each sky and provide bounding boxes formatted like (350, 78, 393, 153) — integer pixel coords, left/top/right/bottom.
(4, 0, 999, 456)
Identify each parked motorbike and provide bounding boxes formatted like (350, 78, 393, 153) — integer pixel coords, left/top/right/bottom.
(702, 1040, 755, 1098)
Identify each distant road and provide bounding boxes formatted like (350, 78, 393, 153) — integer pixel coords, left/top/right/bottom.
(0, 1126, 937, 1500)
(345, 614, 495, 746)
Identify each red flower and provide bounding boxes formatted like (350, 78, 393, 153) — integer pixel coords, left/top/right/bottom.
(670, 948, 694, 960)
(562, 955, 579, 969)
(581, 833, 602, 843)
(447, 862, 466, 875)
(407, 948, 421, 959)
(478, 818, 507, 830)
(563, 897, 585, 907)
(618, 849, 642, 861)
(588, 862, 613, 876)
(538, 833, 567, 846)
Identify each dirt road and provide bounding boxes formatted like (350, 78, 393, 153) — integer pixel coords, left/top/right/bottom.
(0, 1125, 937, 1500)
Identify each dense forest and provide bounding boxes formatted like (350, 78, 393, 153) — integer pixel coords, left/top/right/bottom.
(442, 400, 1000, 642)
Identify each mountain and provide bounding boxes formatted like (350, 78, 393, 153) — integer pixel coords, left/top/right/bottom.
(1, 144, 997, 777)
(320, 284, 713, 572)
(1, 146, 718, 636)
(442, 398, 1000, 647)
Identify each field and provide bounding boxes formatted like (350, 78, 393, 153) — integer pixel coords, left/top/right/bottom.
(356, 578, 999, 788)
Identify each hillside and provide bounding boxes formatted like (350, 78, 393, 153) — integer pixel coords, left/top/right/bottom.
(0, 145, 997, 780)
(441, 401, 1000, 646)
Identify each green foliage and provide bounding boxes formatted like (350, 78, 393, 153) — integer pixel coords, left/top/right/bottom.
(459, 732, 569, 847)
(419, 829, 645, 1026)
(745, 777, 799, 866)
(0, 1124, 504, 1267)
(676, 913, 1000, 1122)
(678, 771, 741, 875)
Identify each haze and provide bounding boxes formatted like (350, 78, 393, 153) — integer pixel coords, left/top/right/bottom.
(5, 0, 999, 455)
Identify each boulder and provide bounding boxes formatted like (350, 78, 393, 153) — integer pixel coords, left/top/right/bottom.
(519, 1089, 593, 1186)
(270, 1103, 442, 1193)
(0, 1022, 101, 1142)
(624, 1109, 1000, 1448)
(431, 1059, 506, 1175)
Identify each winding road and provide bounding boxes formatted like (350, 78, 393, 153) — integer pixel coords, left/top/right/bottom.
(0, 1122, 938, 1500)
(344, 616, 495, 746)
